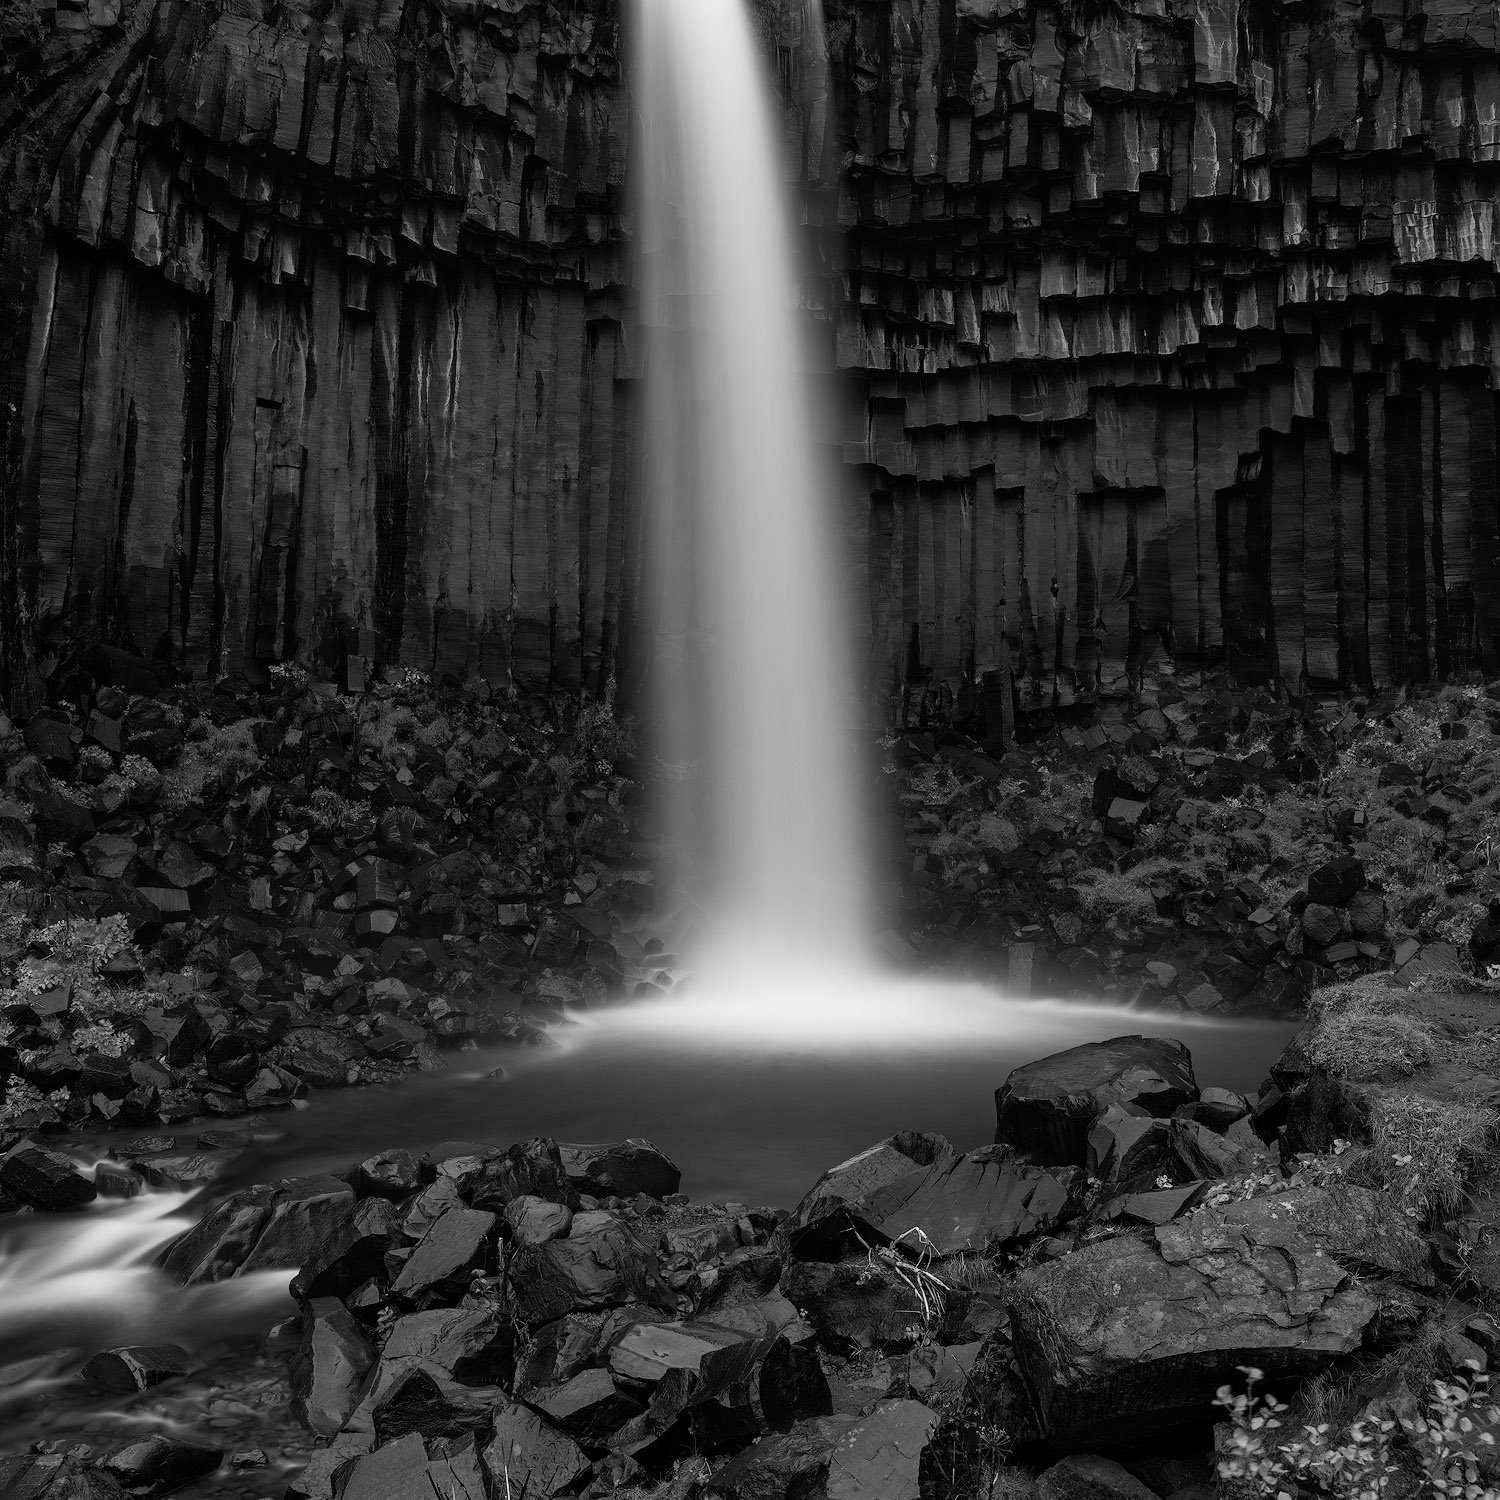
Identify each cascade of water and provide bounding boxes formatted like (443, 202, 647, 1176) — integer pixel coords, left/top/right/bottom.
(635, 0, 870, 982)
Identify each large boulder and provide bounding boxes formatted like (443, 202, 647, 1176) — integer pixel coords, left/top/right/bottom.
(832, 1146, 1081, 1259)
(290, 1298, 377, 1438)
(507, 1213, 677, 1325)
(779, 1132, 956, 1255)
(826, 1399, 937, 1500)
(558, 1139, 681, 1200)
(0, 1139, 97, 1210)
(996, 1037, 1199, 1166)
(1009, 1192, 1380, 1449)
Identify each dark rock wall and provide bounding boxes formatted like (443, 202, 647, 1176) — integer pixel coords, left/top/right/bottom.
(3, 0, 1500, 709)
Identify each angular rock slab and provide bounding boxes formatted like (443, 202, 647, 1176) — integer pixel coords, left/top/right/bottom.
(0, 1140, 97, 1210)
(853, 1145, 1081, 1258)
(996, 1036, 1199, 1166)
(703, 1416, 858, 1500)
(507, 1214, 676, 1325)
(290, 1297, 376, 1439)
(559, 1139, 681, 1200)
(780, 1132, 956, 1255)
(481, 1403, 590, 1498)
(826, 1398, 937, 1500)
(1009, 1198, 1379, 1448)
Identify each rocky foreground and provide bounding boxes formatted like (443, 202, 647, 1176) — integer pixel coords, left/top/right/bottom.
(5, 982, 1500, 1500)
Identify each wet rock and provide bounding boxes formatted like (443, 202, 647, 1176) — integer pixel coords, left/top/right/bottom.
(996, 1037, 1198, 1167)
(370, 1364, 496, 1444)
(480, 1402, 590, 1498)
(381, 1303, 512, 1385)
(1010, 1196, 1380, 1448)
(507, 1214, 676, 1325)
(829, 1145, 1080, 1258)
(532, 1367, 644, 1445)
(825, 1398, 936, 1500)
(132, 1153, 221, 1191)
(335, 1432, 428, 1500)
(290, 1297, 377, 1438)
(1036, 1453, 1160, 1500)
(465, 1137, 577, 1213)
(505, 1194, 573, 1246)
(79, 1344, 195, 1393)
(1180, 1087, 1250, 1133)
(780, 1132, 956, 1255)
(156, 1187, 273, 1284)
(291, 1198, 400, 1300)
(99, 1435, 223, 1496)
(355, 1149, 422, 1202)
(237, 1178, 359, 1274)
(0, 1454, 127, 1499)
(0, 1139, 97, 1210)
(559, 1139, 681, 1200)
(390, 1206, 496, 1296)
(94, 1162, 145, 1199)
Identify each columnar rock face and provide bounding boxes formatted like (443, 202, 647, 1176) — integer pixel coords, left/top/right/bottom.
(4, 0, 1500, 708)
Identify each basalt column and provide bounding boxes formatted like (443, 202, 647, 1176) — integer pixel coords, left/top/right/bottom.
(6, 0, 1500, 712)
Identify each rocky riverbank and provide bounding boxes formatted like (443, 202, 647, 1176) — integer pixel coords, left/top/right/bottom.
(5, 654, 1500, 1151)
(4, 976, 1498, 1500)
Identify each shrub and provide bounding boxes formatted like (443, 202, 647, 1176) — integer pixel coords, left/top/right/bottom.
(1217, 1364, 1500, 1500)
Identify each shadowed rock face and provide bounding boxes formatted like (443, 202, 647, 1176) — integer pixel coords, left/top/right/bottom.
(5, 0, 1500, 705)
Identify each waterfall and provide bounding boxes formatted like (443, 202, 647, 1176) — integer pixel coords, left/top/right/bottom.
(635, 0, 870, 983)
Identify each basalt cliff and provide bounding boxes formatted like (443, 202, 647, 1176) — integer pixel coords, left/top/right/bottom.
(3, 0, 1499, 719)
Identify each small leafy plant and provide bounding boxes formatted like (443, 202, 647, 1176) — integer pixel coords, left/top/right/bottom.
(1217, 1364, 1500, 1499)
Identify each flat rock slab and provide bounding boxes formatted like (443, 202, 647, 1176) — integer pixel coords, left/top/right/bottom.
(1010, 1192, 1379, 1448)
(996, 1036, 1198, 1166)
(1037, 1453, 1161, 1500)
(481, 1402, 590, 1498)
(391, 1207, 496, 1294)
(704, 1417, 858, 1500)
(852, 1145, 1080, 1258)
(826, 1398, 937, 1500)
(780, 1132, 956, 1254)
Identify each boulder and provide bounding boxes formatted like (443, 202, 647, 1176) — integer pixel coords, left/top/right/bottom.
(1010, 1196, 1380, 1448)
(381, 1304, 510, 1382)
(236, 1178, 358, 1275)
(370, 1365, 496, 1444)
(290, 1198, 400, 1300)
(827, 1145, 1080, 1258)
(156, 1187, 274, 1284)
(559, 1139, 681, 1200)
(465, 1137, 577, 1213)
(79, 1345, 194, 1393)
(532, 1367, 644, 1445)
(506, 1214, 676, 1325)
(779, 1132, 956, 1255)
(505, 1194, 573, 1246)
(1036, 1453, 1161, 1500)
(290, 1298, 377, 1438)
(99, 1436, 222, 1497)
(355, 1149, 422, 1202)
(390, 1207, 496, 1296)
(996, 1038, 1198, 1166)
(481, 1403, 590, 1498)
(0, 1139, 97, 1210)
(1308, 856, 1366, 906)
(825, 1398, 936, 1500)
(0, 1454, 127, 1499)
